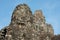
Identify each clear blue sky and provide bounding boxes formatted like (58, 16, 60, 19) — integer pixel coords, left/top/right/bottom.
(0, 0, 60, 35)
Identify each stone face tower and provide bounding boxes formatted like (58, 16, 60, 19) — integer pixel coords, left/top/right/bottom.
(0, 4, 54, 40)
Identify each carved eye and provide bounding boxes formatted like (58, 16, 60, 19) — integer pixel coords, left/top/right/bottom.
(18, 22, 25, 26)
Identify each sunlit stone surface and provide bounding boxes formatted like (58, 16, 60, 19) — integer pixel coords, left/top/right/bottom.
(0, 4, 54, 40)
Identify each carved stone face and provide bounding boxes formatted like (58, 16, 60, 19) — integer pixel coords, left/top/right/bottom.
(11, 4, 32, 24)
(33, 10, 45, 27)
(46, 24, 54, 37)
